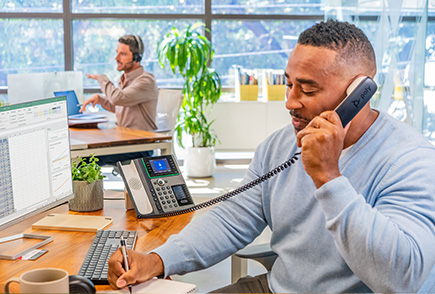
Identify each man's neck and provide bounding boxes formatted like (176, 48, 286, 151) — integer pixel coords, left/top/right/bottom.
(343, 108, 379, 149)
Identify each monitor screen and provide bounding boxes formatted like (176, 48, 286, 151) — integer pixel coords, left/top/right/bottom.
(0, 97, 74, 230)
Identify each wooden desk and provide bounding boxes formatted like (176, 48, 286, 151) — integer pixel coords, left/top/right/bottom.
(0, 193, 194, 293)
(69, 126, 172, 158)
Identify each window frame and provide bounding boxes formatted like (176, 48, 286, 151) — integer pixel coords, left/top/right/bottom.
(0, 0, 324, 95)
(0, 1, 433, 94)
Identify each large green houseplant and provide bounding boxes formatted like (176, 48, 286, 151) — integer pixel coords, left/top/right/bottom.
(157, 23, 222, 177)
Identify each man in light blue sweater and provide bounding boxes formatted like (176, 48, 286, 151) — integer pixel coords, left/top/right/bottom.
(108, 20, 435, 293)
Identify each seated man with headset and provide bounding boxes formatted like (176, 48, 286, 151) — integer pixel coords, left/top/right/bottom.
(81, 34, 159, 166)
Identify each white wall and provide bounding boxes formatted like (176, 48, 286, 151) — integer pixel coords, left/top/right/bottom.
(208, 101, 291, 151)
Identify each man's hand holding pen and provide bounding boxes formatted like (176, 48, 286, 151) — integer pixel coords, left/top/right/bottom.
(120, 236, 133, 294)
(107, 247, 165, 291)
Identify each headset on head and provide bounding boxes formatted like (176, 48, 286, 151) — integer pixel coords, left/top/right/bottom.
(132, 34, 143, 63)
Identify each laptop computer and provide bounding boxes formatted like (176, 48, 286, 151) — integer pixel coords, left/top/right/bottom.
(53, 90, 106, 120)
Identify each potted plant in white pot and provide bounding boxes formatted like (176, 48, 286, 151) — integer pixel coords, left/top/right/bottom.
(157, 23, 222, 177)
(70, 154, 105, 211)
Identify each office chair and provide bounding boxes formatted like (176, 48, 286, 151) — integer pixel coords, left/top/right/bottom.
(231, 243, 435, 292)
(231, 243, 277, 283)
(155, 89, 183, 135)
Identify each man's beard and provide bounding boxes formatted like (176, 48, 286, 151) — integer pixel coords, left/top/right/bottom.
(289, 109, 312, 133)
(117, 61, 134, 72)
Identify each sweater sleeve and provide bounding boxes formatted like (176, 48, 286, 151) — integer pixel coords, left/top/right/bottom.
(97, 74, 156, 107)
(151, 157, 268, 277)
(314, 147, 435, 292)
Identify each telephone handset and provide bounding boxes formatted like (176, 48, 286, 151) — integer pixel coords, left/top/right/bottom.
(335, 76, 377, 127)
(119, 76, 377, 218)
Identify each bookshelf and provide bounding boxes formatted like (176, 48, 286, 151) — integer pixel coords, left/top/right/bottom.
(262, 70, 286, 101)
(234, 67, 259, 101)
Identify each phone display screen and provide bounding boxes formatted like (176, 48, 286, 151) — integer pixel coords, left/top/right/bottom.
(149, 158, 172, 174)
(172, 185, 190, 205)
(143, 156, 179, 178)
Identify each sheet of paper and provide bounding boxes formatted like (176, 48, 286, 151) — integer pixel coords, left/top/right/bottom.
(100, 278, 197, 294)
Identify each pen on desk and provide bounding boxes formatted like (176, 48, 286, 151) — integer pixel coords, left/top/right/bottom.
(120, 236, 133, 294)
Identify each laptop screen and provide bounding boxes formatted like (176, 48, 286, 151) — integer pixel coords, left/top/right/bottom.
(54, 90, 81, 116)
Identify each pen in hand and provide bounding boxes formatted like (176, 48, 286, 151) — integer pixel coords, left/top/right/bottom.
(120, 236, 133, 294)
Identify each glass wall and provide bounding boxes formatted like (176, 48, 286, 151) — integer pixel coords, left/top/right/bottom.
(325, 1, 428, 131)
(424, 20, 435, 140)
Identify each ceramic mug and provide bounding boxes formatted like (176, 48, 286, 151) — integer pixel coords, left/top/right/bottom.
(4, 268, 70, 293)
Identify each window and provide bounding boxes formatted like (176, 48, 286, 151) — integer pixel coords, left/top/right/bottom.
(211, 0, 323, 15)
(1, 0, 435, 141)
(73, 19, 195, 88)
(212, 20, 315, 86)
(0, 0, 62, 13)
(0, 19, 64, 87)
(71, 0, 203, 14)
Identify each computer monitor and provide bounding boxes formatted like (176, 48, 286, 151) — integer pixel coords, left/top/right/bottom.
(0, 96, 74, 230)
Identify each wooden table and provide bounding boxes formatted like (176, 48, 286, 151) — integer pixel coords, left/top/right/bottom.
(0, 193, 194, 293)
(69, 126, 173, 158)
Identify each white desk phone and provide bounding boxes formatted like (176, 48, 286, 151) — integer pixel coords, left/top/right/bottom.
(118, 76, 377, 219)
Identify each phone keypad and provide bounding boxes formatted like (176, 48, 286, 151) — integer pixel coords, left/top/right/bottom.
(151, 180, 178, 211)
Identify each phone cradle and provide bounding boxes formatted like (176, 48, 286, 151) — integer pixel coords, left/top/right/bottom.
(118, 155, 195, 218)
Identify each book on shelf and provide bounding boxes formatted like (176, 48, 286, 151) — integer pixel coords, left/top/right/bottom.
(235, 66, 258, 85)
(262, 69, 286, 101)
(234, 66, 259, 101)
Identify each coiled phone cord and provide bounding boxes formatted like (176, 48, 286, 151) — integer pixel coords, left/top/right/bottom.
(140, 151, 301, 219)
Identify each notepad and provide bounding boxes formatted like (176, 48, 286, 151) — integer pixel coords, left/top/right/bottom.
(32, 214, 113, 232)
(133, 279, 197, 294)
(102, 278, 197, 294)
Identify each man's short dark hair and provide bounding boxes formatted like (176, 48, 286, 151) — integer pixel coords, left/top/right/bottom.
(118, 35, 144, 55)
(298, 19, 376, 73)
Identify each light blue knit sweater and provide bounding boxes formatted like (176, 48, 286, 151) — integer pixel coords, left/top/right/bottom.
(153, 112, 435, 293)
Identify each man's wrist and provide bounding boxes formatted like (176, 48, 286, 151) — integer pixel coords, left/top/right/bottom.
(312, 173, 341, 189)
(149, 252, 165, 278)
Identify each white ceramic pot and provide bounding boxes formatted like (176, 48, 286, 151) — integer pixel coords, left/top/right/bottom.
(184, 146, 216, 178)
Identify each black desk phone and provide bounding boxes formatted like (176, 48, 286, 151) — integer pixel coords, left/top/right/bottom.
(118, 155, 195, 218)
(118, 76, 377, 218)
